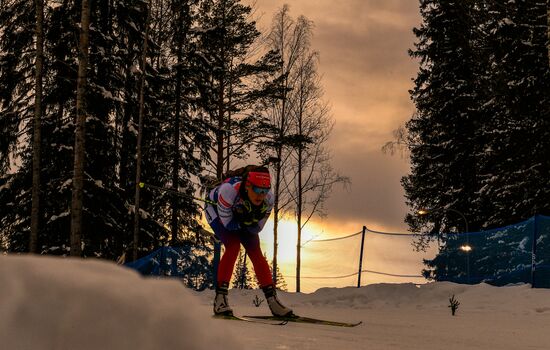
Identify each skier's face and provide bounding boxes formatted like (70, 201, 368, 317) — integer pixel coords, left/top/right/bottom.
(245, 182, 268, 206)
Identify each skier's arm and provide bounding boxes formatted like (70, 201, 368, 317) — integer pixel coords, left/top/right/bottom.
(217, 183, 241, 231)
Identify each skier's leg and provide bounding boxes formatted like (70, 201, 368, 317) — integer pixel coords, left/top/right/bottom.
(205, 205, 222, 287)
(211, 219, 241, 285)
(213, 282, 232, 315)
(241, 233, 272, 287)
(217, 238, 240, 285)
(242, 234, 293, 317)
(209, 218, 241, 315)
(262, 284, 293, 317)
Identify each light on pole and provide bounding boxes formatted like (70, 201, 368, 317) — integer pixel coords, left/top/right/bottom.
(417, 207, 471, 283)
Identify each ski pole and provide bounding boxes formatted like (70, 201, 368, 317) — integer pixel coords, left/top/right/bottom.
(138, 182, 216, 205)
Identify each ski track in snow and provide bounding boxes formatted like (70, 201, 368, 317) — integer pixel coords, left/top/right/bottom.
(202, 285, 549, 350)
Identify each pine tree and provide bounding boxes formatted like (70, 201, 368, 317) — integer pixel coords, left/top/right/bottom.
(127, 0, 210, 257)
(474, 0, 550, 228)
(405, 0, 486, 248)
(0, 0, 43, 252)
(232, 249, 257, 289)
(70, 0, 92, 257)
(30, 0, 45, 254)
(149, 0, 207, 247)
(191, 0, 278, 179)
(407, 0, 550, 281)
(0, 0, 201, 258)
(268, 256, 287, 291)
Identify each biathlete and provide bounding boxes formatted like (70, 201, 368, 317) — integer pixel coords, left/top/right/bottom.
(205, 165, 293, 317)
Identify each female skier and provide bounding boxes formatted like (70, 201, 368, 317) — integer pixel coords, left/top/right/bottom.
(205, 165, 293, 317)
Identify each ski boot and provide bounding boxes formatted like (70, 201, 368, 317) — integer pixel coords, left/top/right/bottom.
(262, 284, 293, 317)
(213, 282, 233, 316)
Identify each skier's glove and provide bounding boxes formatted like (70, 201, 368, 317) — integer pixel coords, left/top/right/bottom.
(246, 224, 261, 235)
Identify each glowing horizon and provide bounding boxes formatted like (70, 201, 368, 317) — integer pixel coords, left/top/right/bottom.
(200, 208, 435, 293)
(258, 216, 435, 293)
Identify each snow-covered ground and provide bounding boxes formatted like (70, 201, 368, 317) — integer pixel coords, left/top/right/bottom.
(1, 254, 549, 350)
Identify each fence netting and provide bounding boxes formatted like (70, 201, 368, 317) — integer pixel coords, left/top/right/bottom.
(280, 227, 435, 292)
(125, 245, 213, 291)
(433, 215, 550, 287)
(279, 215, 550, 291)
(124, 215, 550, 292)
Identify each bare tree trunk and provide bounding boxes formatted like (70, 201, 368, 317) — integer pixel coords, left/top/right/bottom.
(291, 50, 348, 292)
(295, 103, 304, 293)
(216, 80, 225, 180)
(70, 0, 91, 256)
(30, 0, 44, 254)
(295, 67, 305, 293)
(548, 3, 550, 66)
(271, 5, 293, 285)
(272, 155, 281, 283)
(133, 2, 151, 260)
(272, 92, 288, 285)
(295, 169, 302, 293)
(170, 3, 185, 245)
(225, 76, 233, 175)
(170, 63, 181, 245)
(119, 59, 134, 194)
(216, 2, 227, 180)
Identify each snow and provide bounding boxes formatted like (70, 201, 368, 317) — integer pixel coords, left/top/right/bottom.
(97, 85, 114, 100)
(45, 0, 63, 10)
(47, 210, 70, 224)
(127, 121, 138, 136)
(130, 64, 141, 75)
(2, 254, 550, 350)
(0, 181, 10, 192)
(0, 255, 240, 350)
(60, 178, 72, 190)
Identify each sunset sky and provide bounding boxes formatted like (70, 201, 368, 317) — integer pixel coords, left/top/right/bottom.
(241, 1, 430, 291)
(247, 0, 422, 233)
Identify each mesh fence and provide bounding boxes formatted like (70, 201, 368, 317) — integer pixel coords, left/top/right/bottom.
(434, 215, 550, 287)
(280, 215, 550, 291)
(125, 245, 213, 291)
(125, 215, 550, 292)
(280, 227, 435, 292)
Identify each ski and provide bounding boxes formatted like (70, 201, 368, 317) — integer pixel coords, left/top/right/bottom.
(213, 314, 288, 325)
(243, 315, 362, 327)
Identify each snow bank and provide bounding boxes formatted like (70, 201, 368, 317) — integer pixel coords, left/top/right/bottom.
(3, 254, 550, 350)
(280, 281, 550, 312)
(0, 255, 241, 350)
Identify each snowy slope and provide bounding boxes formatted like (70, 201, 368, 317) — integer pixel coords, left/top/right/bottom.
(2, 255, 550, 350)
(0, 255, 241, 350)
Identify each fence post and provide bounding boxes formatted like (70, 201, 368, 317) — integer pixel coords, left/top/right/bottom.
(531, 215, 539, 288)
(357, 226, 367, 288)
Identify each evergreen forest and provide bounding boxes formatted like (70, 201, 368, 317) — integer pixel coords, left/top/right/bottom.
(0, 0, 344, 290)
(404, 0, 550, 281)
